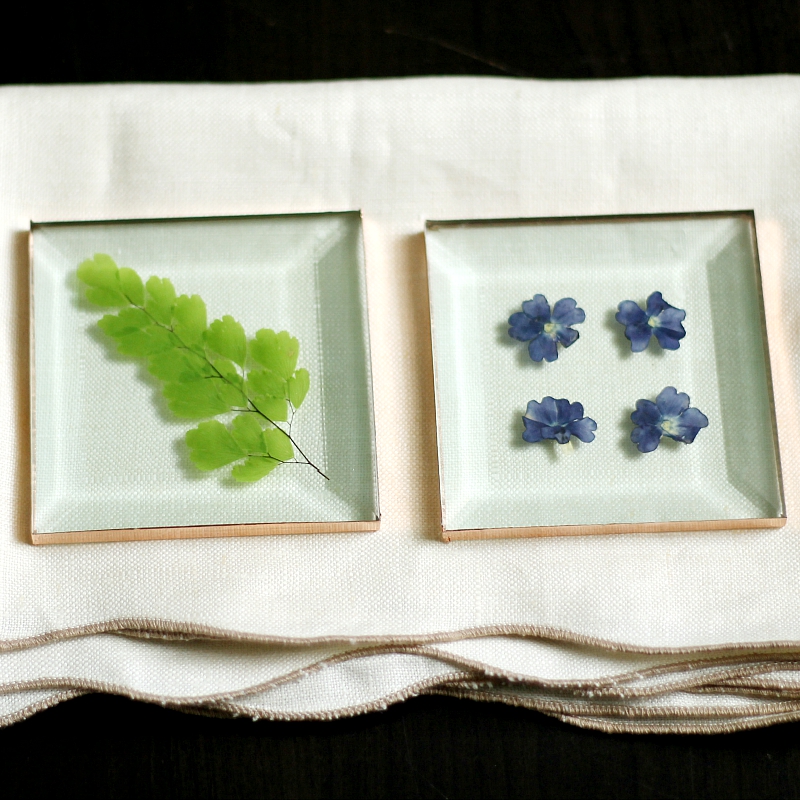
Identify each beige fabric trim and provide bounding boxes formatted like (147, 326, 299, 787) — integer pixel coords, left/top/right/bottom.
(688, 684, 800, 699)
(0, 690, 84, 729)
(7, 675, 800, 733)
(9, 683, 800, 735)
(414, 645, 800, 694)
(203, 673, 477, 722)
(713, 667, 800, 692)
(0, 645, 467, 705)
(8, 643, 800, 732)
(177, 698, 800, 733)
(8, 617, 800, 658)
(5, 640, 800, 706)
(179, 681, 800, 731)
(4, 642, 800, 710)
(433, 685, 800, 721)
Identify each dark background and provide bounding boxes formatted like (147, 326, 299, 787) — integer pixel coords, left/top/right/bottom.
(4, 1, 800, 797)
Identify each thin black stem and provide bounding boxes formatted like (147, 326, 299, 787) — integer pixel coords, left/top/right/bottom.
(246, 453, 325, 474)
(248, 402, 329, 480)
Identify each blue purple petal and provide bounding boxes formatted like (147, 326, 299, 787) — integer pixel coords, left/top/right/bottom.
(655, 305, 686, 333)
(633, 389, 708, 450)
(555, 325, 579, 348)
(618, 294, 686, 352)
(523, 397, 595, 445)
(626, 323, 653, 352)
(521, 294, 551, 321)
(552, 428, 571, 444)
(566, 416, 597, 443)
(567, 401, 585, 421)
(553, 398, 573, 425)
(669, 407, 709, 443)
(678, 407, 709, 429)
(510, 295, 584, 362)
(631, 399, 660, 426)
(645, 291, 669, 317)
(522, 417, 545, 443)
(537, 396, 560, 425)
(653, 326, 683, 350)
(529, 334, 558, 362)
(655, 386, 690, 418)
(539, 425, 561, 441)
(632, 424, 662, 453)
(524, 399, 540, 421)
(508, 311, 542, 341)
(526, 397, 556, 425)
(551, 298, 585, 326)
(615, 300, 647, 327)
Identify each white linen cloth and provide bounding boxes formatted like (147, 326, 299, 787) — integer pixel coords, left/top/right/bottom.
(3, 77, 800, 732)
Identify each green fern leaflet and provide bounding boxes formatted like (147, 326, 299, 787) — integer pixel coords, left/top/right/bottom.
(77, 254, 325, 482)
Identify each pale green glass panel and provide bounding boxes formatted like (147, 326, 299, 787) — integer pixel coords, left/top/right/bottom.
(426, 214, 783, 533)
(32, 213, 378, 533)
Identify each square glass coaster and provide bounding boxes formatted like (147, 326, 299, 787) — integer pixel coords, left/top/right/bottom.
(30, 212, 379, 544)
(425, 212, 785, 540)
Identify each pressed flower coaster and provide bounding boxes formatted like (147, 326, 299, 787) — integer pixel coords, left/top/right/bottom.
(424, 212, 785, 541)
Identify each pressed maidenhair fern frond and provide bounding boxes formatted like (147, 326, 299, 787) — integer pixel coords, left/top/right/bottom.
(77, 253, 326, 482)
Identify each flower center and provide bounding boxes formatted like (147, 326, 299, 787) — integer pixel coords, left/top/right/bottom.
(661, 418, 679, 436)
(647, 315, 659, 328)
(554, 428, 570, 444)
(543, 322, 558, 336)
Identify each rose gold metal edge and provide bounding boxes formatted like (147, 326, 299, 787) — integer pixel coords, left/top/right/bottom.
(27, 228, 36, 546)
(31, 519, 380, 546)
(444, 516, 787, 542)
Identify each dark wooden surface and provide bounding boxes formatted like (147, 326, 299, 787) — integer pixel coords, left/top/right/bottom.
(5, 692, 800, 799)
(4, 2, 800, 797)
(5, 0, 800, 82)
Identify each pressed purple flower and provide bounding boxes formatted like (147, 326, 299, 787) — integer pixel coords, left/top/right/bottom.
(615, 292, 686, 352)
(508, 294, 585, 362)
(631, 387, 708, 453)
(523, 397, 597, 445)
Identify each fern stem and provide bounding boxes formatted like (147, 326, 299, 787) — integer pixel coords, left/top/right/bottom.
(248, 403, 329, 481)
(129, 296, 329, 481)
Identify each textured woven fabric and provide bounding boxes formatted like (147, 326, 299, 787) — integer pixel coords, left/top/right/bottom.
(1, 77, 800, 664)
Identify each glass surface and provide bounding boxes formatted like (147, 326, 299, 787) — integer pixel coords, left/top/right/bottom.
(32, 213, 379, 534)
(425, 213, 784, 533)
